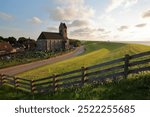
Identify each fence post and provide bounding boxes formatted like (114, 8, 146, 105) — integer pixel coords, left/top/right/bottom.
(30, 80, 35, 94)
(0, 74, 3, 86)
(124, 54, 130, 79)
(81, 66, 87, 86)
(13, 77, 17, 91)
(52, 74, 56, 93)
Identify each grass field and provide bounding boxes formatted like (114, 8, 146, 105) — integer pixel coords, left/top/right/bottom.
(17, 41, 150, 79)
(81, 41, 126, 54)
(1, 71, 150, 100)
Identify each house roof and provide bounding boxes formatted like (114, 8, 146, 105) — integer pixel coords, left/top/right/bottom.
(37, 32, 65, 40)
(0, 42, 13, 51)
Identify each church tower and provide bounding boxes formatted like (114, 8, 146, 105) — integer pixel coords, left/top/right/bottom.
(59, 22, 67, 39)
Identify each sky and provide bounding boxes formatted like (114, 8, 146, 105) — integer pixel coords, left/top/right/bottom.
(0, 0, 150, 41)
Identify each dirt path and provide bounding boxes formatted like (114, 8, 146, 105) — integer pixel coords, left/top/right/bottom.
(0, 46, 85, 75)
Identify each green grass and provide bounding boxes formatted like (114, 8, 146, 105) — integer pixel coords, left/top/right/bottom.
(0, 71, 150, 100)
(17, 42, 150, 79)
(81, 41, 126, 54)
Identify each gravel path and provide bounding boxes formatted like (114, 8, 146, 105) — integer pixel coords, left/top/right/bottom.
(0, 46, 84, 75)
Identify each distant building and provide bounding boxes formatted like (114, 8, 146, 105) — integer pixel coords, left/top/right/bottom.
(36, 23, 69, 51)
(0, 42, 13, 55)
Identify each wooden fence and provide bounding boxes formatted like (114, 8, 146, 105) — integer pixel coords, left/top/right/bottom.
(0, 51, 150, 94)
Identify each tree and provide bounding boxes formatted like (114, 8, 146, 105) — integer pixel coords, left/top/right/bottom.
(18, 37, 36, 50)
(0, 36, 4, 42)
(18, 37, 27, 44)
(7, 37, 17, 45)
(69, 39, 81, 47)
(24, 39, 36, 50)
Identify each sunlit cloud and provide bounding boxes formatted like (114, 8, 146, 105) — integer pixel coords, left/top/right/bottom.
(68, 20, 89, 28)
(118, 26, 129, 31)
(135, 23, 147, 28)
(98, 28, 105, 32)
(142, 9, 150, 18)
(30, 17, 42, 24)
(50, 0, 94, 21)
(106, 0, 138, 12)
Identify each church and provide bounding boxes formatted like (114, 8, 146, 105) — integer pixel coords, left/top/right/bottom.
(36, 23, 69, 51)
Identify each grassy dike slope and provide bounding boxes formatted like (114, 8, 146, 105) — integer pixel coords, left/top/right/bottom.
(17, 42, 150, 79)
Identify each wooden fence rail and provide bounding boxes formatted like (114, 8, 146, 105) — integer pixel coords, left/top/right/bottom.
(0, 51, 150, 94)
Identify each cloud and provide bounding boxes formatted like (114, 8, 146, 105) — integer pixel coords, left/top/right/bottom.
(30, 17, 42, 24)
(118, 26, 129, 31)
(106, 0, 124, 12)
(0, 11, 14, 20)
(135, 23, 147, 28)
(69, 26, 110, 40)
(50, 0, 94, 21)
(70, 27, 94, 35)
(47, 26, 57, 31)
(70, 27, 96, 39)
(124, 0, 138, 7)
(106, 0, 138, 12)
(142, 9, 150, 18)
(68, 20, 89, 27)
(50, 6, 94, 21)
(103, 31, 111, 34)
(98, 28, 105, 32)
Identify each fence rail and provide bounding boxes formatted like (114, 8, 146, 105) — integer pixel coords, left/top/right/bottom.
(0, 51, 150, 94)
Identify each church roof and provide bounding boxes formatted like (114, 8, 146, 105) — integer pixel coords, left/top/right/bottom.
(37, 32, 64, 40)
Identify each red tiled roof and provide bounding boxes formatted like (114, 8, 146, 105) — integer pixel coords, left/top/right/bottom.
(0, 42, 13, 51)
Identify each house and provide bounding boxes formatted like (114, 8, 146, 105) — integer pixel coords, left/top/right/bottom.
(0, 42, 13, 55)
(36, 23, 69, 51)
